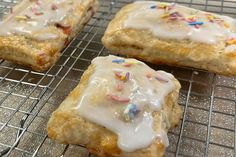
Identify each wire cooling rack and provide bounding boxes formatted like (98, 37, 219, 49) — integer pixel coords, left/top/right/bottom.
(0, 0, 236, 156)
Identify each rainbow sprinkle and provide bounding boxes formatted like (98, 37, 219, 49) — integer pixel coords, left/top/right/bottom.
(35, 12, 43, 16)
(146, 73, 152, 79)
(107, 94, 130, 103)
(124, 104, 139, 121)
(185, 15, 204, 28)
(114, 71, 130, 82)
(205, 13, 215, 22)
(112, 59, 125, 64)
(188, 21, 204, 26)
(124, 63, 132, 67)
(224, 22, 230, 28)
(150, 3, 175, 10)
(155, 73, 169, 83)
(123, 60, 137, 67)
(158, 3, 175, 10)
(150, 5, 156, 9)
(205, 13, 229, 28)
(125, 72, 130, 81)
(15, 15, 28, 21)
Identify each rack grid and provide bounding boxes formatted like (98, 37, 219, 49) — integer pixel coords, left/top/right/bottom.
(0, 0, 235, 156)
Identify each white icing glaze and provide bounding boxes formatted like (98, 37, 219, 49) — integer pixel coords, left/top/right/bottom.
(0, 0, 80, 40)
(124, 1, 236, 44)
(76, 55, 176, 152)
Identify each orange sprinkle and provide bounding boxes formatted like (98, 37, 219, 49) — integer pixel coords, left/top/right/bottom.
(224, 22, 230, 28)
(227, 39, 236, 45)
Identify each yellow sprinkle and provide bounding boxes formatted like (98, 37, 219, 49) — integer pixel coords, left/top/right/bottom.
(187, 15, 196, 19)
(159, 3, 168, 8)
(121, 75, 126, 81)
(161, 13, 169, 18)
(206, 15, 214, 20)
(128, 61, 136, 64)
(15, 15, 27, 21)
(224, 22, 230, 28)
(227, 39, 236, 45)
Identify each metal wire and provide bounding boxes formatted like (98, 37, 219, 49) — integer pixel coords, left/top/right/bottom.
(0, 0, 235, 157)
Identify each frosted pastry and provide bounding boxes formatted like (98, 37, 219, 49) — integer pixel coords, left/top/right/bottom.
(47, 55, 182, 157)
(0, 0, 99, 71)
(102, 1, 236, 76)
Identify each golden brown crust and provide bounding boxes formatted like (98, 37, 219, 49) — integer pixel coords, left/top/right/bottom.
(47, 62, 182, 157)
(102, 3, 236, 76)
(0, 0, 99, 72)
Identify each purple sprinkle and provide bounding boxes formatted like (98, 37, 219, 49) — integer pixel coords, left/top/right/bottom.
(125, 72, 130, 81)
(150, 5, 156, 9)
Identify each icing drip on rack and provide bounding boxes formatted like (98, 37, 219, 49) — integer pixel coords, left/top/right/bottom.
(0, 0, 80, 40)
(76, 55, 176, 152)
(124, 1, 236, 45)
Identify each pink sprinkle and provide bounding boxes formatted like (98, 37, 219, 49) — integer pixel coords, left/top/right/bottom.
(146, 73, 152, 79)
(116, 83, 124, 91)
(195, 25, 200, 29)
(51, 3, 58, 10)
(115, 71, 122, 78)
(169, 16, 178, 20)
(107, 94, 130, 103)
(187, 19, 195, 23)
(155, 73, 169, 83)
(35, 12, 43, 15)
(124, 63, 132, 67)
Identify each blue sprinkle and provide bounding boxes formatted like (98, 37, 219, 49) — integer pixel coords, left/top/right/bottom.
(150, 5, 156, 9)
(112, 59, 125, 64)
(124, 104, 139, 121)
(188, 21, 204, 26)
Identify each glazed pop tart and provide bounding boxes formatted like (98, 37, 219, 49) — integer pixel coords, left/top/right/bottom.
(0, 0, 99, 71)
(102, 1, 236, 75)
(47, 55, 182, 157)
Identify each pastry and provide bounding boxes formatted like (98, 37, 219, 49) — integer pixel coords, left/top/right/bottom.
(47, 55, 182, 157)
(102, 1, 236, 76)
(0, 0, 99, 71)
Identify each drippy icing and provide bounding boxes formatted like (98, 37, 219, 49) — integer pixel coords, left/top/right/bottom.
(124, 1, 236, 46)
(76, 55, 176, 152)
(0, 0, 80, 40)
